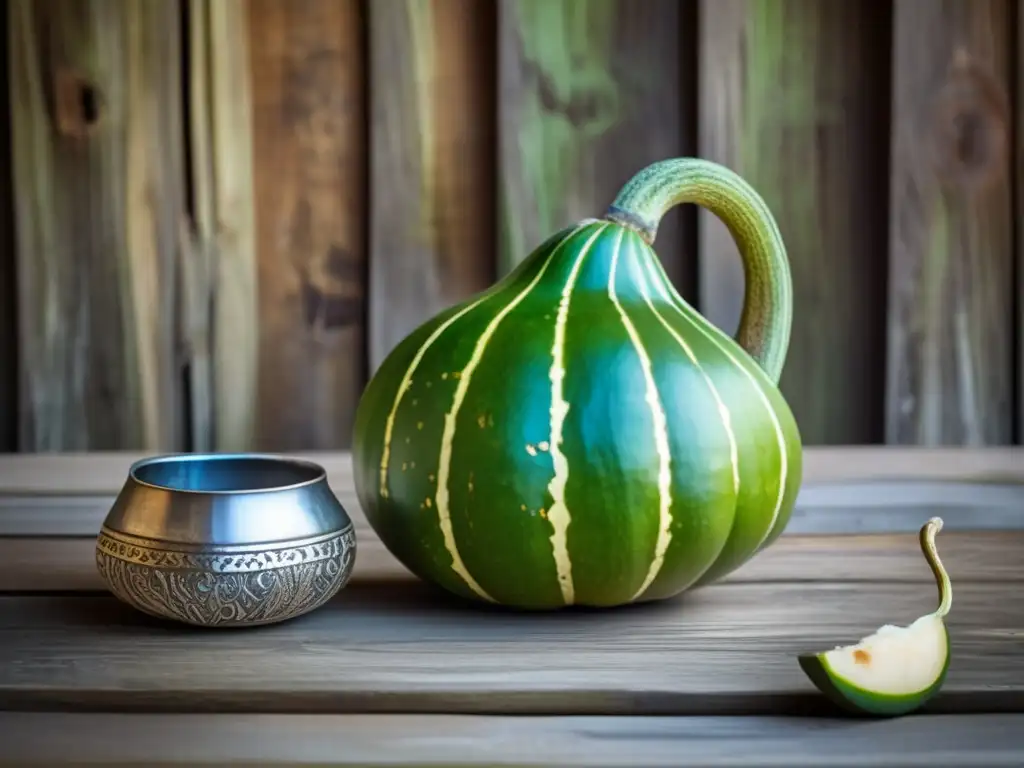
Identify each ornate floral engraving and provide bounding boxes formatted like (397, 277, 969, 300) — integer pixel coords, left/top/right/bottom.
(95, 526, 356, 627)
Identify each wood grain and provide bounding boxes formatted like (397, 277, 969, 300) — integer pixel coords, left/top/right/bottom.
(1, 451, 1020, 592)
(697, 0, 890, 445)
(3, 473, 1023, 541)
(9, 480, 1024, 538)
(186, 0, 258, 452)
(1, 530, 1021, 593)
(1018, 7, 1024, 445)
(367, 0, 496, 371)
(2, 448, 1021, 495)
(248, 0, 367, 451)
(0, 6, 13, 453)
(497, 0, 696, 295)
(1, 712, 1022, 767)
(7, 0, 186, 451)
(0, 580, 1020, 715)
(887, 0, 1014, 446)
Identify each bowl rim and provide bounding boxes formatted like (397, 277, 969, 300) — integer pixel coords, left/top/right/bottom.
(127, 452, 328, 495)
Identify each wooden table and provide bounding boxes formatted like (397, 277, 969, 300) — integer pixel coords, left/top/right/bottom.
(0, 449, 1022, 766)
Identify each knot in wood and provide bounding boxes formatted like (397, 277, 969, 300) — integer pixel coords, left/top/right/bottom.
(530, 63, 620, 138)
(54, 70, 102, 139)
(300, 245, 364, 330)
(929, 58, 1008, 192)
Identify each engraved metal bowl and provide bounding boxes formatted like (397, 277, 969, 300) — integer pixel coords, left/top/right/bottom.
(95, 453, 356, 628)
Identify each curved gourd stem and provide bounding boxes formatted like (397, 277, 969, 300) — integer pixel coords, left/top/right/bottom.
(604, 158, 793, 384)
(920, 517, 952, 619)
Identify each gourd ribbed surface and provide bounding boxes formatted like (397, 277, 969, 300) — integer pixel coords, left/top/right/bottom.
(353, 158, 803, 610)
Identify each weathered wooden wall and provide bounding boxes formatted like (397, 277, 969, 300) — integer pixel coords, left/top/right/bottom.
(888, 0, 1015, 447)
(697, 0, 892, 445)
(2, 0, 1022, 453)
(0, 5, 15, 454)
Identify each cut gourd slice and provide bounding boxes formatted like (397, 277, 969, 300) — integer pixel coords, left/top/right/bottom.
(798, 517, 952, 717)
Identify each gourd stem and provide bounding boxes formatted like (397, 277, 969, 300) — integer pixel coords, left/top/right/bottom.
(604, 158, 792, 384)
(920, 517, 952, 619)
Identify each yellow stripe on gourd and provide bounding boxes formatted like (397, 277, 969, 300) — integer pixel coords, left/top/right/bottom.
(643, 256, 788, 548)
(434, 224, 589, 602)
(634, 239, 740, 497)
(378, 292, 493, 500)
(604, 229, 674, 602)
(545, 224, 608, 606)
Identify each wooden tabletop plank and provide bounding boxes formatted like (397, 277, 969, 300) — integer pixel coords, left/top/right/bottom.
(1, 580, 1020, 716)
(3, 477, 1023, 539)
(1, 447, 1021, 495)
(2, 712, 1022, 767)
(2, 450, 1019, 593)
(1, 530, 1021, 593)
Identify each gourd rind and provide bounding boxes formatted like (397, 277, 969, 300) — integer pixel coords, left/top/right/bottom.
(352, 158, 803, 609)
(798, 517, 953, 716)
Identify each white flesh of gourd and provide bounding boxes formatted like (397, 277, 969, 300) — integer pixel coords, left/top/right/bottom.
(822, 612, 947, 696)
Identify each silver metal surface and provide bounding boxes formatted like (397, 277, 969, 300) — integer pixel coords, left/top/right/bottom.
(95, 453, 356, 628)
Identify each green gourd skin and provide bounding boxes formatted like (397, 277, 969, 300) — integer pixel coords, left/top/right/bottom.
(800, 650, 950, 718)
(352, 158, 803, 609)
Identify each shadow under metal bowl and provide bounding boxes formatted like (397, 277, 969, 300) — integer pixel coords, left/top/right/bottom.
(95, 453, 357, 628)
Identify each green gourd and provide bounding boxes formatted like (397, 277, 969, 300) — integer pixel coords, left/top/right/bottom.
(352, 158, 803, 609)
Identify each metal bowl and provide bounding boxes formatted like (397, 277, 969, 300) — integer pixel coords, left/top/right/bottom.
(95, 453, 356, 628)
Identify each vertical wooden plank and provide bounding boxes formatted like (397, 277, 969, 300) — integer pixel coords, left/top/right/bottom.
(498, 0, 695, 296)
(0, 4, 15, 451)
(8, 0, 186, 451)
(1018, 4, 1024, 446)
(888, 0, 1013, 446)
(697, 0, 891, 445)
(184, 0, 215, 452)
(368, 0, 496, 370)
(249, 0, 367, 450)
(187, 0, 258, 452)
